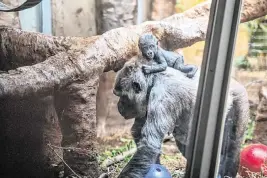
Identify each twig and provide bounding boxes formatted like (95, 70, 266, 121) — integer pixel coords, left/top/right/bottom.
(98, 173, 108, 178)
(47, 144, 82, 178)
(101, 135, 175, 167)
(245, 80, 264, 88)
(98, 167, 117, 178)
(48, 144, 84, 151)
(102, 147, 137, 167)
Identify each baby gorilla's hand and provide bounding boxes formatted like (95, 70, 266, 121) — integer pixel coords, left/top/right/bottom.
(142, 65, 152, 74)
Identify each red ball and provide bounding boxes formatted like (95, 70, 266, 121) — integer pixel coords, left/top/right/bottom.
(239, 144, 267, 177)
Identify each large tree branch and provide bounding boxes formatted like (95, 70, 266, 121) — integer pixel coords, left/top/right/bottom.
(0, 26, 99, 70)
(241, 0, 267, 22)
(0, 0, 266, 98)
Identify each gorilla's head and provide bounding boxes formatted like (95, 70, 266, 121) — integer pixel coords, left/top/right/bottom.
(113, 58, 149, 119)
(138, 33, 158, 60)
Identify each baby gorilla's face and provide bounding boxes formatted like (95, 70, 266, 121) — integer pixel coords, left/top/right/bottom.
(140, 42, 157, 60)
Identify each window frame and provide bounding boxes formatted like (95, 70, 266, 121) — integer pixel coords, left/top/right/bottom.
(185, 0, 244, 177)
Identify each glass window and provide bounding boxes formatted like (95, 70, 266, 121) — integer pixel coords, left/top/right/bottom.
(186, 0, 245, 177)
(1, 0, 266, 178)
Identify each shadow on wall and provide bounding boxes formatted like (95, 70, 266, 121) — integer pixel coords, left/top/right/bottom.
(96, 71, 134, 138)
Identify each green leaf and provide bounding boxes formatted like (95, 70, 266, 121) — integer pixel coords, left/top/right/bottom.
(259, 23, 267, 33)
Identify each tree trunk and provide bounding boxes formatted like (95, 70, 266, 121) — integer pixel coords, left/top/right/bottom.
(51, 1, 100, 176)
(0, 96, 62, 178)
(0, 25, 64, 178)
(55, 77, 99, 177)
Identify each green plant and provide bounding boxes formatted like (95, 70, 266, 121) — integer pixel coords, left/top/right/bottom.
(98, 138, 136, 164)
(245, 16, 267, 57)
(242, 113, 256, 148)
(234, 56, 251, 70)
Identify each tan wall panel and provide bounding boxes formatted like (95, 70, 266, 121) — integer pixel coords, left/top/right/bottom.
(52, 0, 96, 37)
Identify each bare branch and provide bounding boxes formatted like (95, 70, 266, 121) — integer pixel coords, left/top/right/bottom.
(0, 0, 266, 98)
(0, 26, 99, 69)
(0, 50, 104, 98)
(47, 144, 81, 178)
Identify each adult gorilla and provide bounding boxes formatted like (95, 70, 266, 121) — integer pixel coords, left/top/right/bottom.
(113, 56, 249, 178)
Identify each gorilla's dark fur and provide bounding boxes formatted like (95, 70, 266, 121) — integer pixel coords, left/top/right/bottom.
(113, 56, 249, 178)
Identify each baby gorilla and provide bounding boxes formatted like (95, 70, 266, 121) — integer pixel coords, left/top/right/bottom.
(138, 33, 198, 78)
(113, 57, 249, 178)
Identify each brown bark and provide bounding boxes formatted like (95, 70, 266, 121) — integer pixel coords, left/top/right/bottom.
(55, 77, 99, 177)
(42, 96, 63, 178)
(241, 0, 267, 23)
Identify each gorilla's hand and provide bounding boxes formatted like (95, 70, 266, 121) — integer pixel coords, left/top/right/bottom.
(142, 65, 152, 74)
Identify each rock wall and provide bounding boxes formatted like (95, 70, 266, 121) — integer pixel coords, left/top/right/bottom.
(51, 0, 96, 37)
(0, 0, 20, 28)
(96, 0, 137, 34)
(151, 0, 176, 20)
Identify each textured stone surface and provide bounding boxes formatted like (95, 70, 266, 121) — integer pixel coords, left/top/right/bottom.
(52, 0, 96, 37)
(0, 0, 20, 28)
(96, 0, 137, 34)
(151, 0, 176, 21)
(55, 78, 100, 177)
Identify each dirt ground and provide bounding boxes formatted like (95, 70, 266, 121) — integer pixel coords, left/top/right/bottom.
(96, 135, 186, 178)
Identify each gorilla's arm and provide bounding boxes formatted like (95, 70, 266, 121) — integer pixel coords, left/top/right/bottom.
(172, 54, 198, 78)
(118, 87, 175, 178)
(131, 118, 145, 147)
(219, 82, 249, 177)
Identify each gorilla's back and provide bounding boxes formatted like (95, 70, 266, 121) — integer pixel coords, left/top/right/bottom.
(163, 67, 248, 108)
(162, 67, 249, 176)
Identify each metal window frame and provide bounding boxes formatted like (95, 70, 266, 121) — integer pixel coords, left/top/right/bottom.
(19, 0, 52, 34)
(40, 0, 52, 34)
(185, 0, 243, 177)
